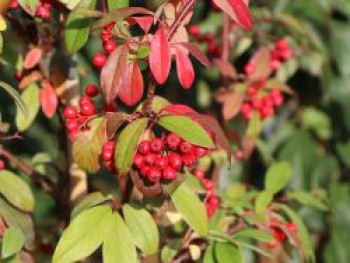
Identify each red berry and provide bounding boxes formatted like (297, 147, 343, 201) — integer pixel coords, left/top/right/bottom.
(252, 98, 263, 110)
(241, 103, 253, 120)
(193, 169, 205, 179)
(140, 165, 150, 177)
(208, 195, 220, 206)
(101, 30, 114, 42)
(79, 96, 92, 107)
(270, 59, 281, 71)
(69, 130, 79, 141)
(262, 96, 274, 108)
(80, 103, 96, 116)
(77, 115, 88, 125)
(179, 141, 193, 154)
(9, 0, 19, 9)
(155, 156, 168, 170)
(166, 133, 182, 150)
(36, 5, 51, 19)
(234, 150, 244, 160)
(168, 153, 183, 170)
(63, 106, 77, 119)
(162, 166, 177, 180)
(92, 53, 107, 68)
(188, 25, 200, 36)
(244, 62, 255, 75)
(14, 71, 23, 81)
(182, 153, 196, 167)
(202, 179, 214, 190)
(103, 141, 115, 150)
(0, 160, 5, 170)
(204, 33, 215, 43)
(279, 48, 292, 61)
(206, 204, 216, 218)
(276, 38, 289, 50)
(103, 41, 116, 54)
(103, 22, 116, 32)
(102, 149, 113, 162)
(247, 86, 257, 97)
(147, 167, 161, 183)
(144, 154, 157, 166)
(285, 223, 297, 232)
(105, 102, 118, 112)
(273, 229, 287, 242)
(267, 241, 277, 248)
(150, 138, 163, 153)
(138, 140, 151, 155)
(133, 154, 144, 168)
(194, 147, 208, 158)
(260, 106, 274, 119)
(85, 84, 99, 98)
(66, 119, 78, 131)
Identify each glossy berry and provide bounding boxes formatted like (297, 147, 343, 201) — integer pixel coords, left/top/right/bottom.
(234, 150, 244, 160)
(193, 169, 205, 179)
(208, 195, 220, 207)
(92, 53, 107, 68)
(267, 241, 278, 248)
(276, 38, 289, 50)
(102, 150, 113, 162)
(85, 84, 99, 98)
(280, 48, 292, 60)
(182, 153, 196, 167)
(155, 156, 168, 170)
(194, 147, 207, 158)
(244, 62, 255, 75)
(162, 166, 177, 180)
(80, 103, 96, 116)
(270, 59, 281, 71)
(140, 165, 150, 177)
(188, 25, 200, 36)
(63, 106, 77, 119)
(285, 223, 297, 232)
(147, 167, 162, 183)
(0, 159, 5, 170)
(103, 141, 115, 150)
(138, 140, 151, 155)
(150, 138, 163, 153)
(103, 41, 116, 54)
(166, 133, 181, 149)
(66, 119, 78, 131)
(79, 96, 92, 107)
(14, 71, 23, 81)
(144, 154, 157, 166)
(105, 102, 118, 112)
(133, 154, 144, 168)
(168, 153, 183, 170)
(77, 115, 88, 124)
(202, 179, 214, 190)
(179, 141, 193, 154)
(36, 5, 51, 19)
(69, 130, 79, 141)
(9, 0, 19, 9)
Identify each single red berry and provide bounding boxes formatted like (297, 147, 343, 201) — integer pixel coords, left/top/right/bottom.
(247, 86, 257, 97)
(103, 22, 116, 32)
(9, 0, 19, 9)
(103, 141, 115, 151)
(276, 38, 289, 50)
(267, 240, 278, 248)
(140, 165, 150, 177)
(260, 106, 274, 119)
(279, 48, 293, 61)
(77, 115, 88, 125)
(241, 103, 253, 120)
(85, 84, 99, 98)
(133, 154, 144, 168)
(193, 169, 205, 179)
(182, 153, 196, 167)
(270, 59, 281, 71)
(36, 5, 51, 19)
(101, 30, 114, 42)
(244, 62, 255, 75)
(102, 149, 113, 162)
(168, 153, 183, 170)
(105, 102, 118, 112)
(69, 130, 79, 141)
(103, 41, 116, 54)
(208, 195, 220, 207)
(179, 141, 193, 154)
(80, 103, 96, 116)
(202, 179, 214, 190)
(150, 138, 163, 153)
(0, 159, 5, 170)
(144, 153, 157, 166)
(194, 147, 208, 158)
(188, 25, 200, 36)
(206, 204, 216, 218)
(285, 223, 297, 232)
(105, 162, 116, 173)
(66, 119, 78, 131)
(252, 98, 263, 110)
(79, 96, 92, 107)
(155, 156, 168, 170)
(262, 96, 274, 108)
(63, 106, 77, 119)
(92, 53, 107, 68)
(166, 133, 182, 150)
(162, 166, 177, 180)
(138, 140, 151, 155)
(273, 229, 287, 242)
(234, 150, 244, 160)
(147, 167, 162, 183)
(14, 71, 23, 81)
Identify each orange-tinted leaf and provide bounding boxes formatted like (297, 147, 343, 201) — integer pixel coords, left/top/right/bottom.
(218, 89, 245, 121)
(101, 44, 129, 105)
(24, 48, 43, 70)
(213, 59, 237, 80)
(19, 71, 43, 90)
(249, 46, 271, 81)
(40, 81, 58, 118)
(119, 62, 144, 106)
(149, 27, 171, 84)
(106, 112, 126, 139)
(212, 0, 252, 30)
(176, 42, 210, 67)
(127, 16, 154, 33)
(175, 49, 194, 90)
(162, 104, 197, 115)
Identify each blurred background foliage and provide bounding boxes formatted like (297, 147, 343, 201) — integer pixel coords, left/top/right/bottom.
(0, 0, 350, 262)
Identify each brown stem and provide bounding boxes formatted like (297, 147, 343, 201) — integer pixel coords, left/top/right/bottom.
(0, 147, 55, 195)
(222, 14, 230, 63)
(143, 76, 156, 115)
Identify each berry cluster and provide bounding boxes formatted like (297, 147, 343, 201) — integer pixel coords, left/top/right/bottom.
(92, 22, 117, 68)
(267, 219, 297, 248)
(188, 25, 222, 58)
(240, 80, 284, 120)
(193, 169, 220, 218)
(101, 141, 116, 173)
(63, 84, 99, 141)
(0, 159, 5, 171)
(35, 1, 52, 20)
(133, 133, 209, 183)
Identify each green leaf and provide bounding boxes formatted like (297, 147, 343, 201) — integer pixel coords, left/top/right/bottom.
(276, 204, 315, 263)
(103, 212, 137, 263)
(171, 183, 208, 236)
(71, 192, 112, 219)
(301, 107, 332, 140)
(203, 242, 216, 263)
(108, 0, 129, 11)
(123, 204, 159, 255)
(15, 83, 39, 132)
(0, 82, 26, 115)
(0, 198, 35, 250)
(234, 228, 275, 242)
(58, 0, 83, 10)
(247, 110, 261, 138)
(18, 0, 39, 15)
(2, 227, 25, 258)
(65, 0, 96, 53)
(288, 191, 328, 211)
(214, 242, 243, 263)
(158, 115, 214, 148)
(115, 118, 148, 175)
(255, 191, 273, 213)
(0, 170, 34, 212)
(53, 206, 112, 263)
(72, 117, 107, 173)
(265, 161, 292, 194)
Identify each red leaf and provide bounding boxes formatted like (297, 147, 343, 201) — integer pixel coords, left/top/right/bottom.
(175, 49, 195, 90)
(249, 46, 272, 81)
(175, 42, 210, 67)
(100, 44, 129, 105)
(162, 104, 197, 115)
(40, 81, 58, 118)
(212, 0, 252, 30)
(119, 62, 144, 106)
(127, 16, 154, 33)
(24, 48, 43, 70)
(149, 27, 171, 84)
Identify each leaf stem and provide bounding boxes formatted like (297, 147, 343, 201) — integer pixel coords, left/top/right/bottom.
(143, 76, 156, 115)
